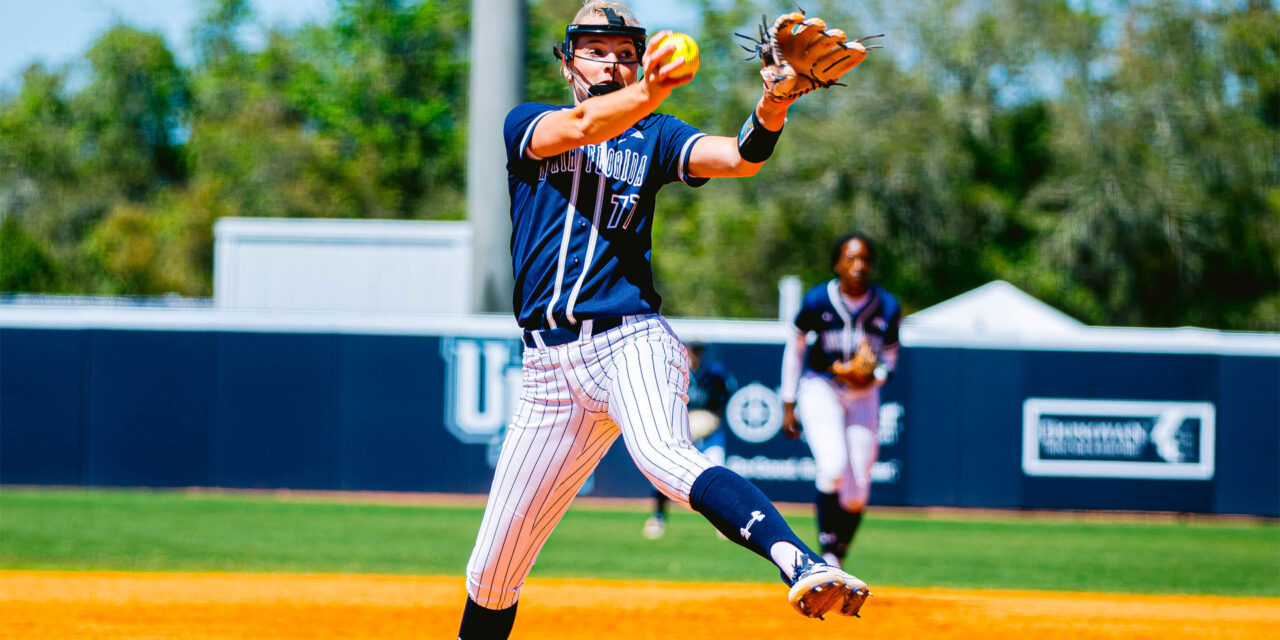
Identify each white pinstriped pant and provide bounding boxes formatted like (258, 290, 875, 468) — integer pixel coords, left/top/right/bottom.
(465, 315, 714, 609)
(795, 373, 880, 511)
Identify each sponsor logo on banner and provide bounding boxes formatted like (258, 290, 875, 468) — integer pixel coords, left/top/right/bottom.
(723, 387, 904, 484)
(725, 382, 784, 443)
(725, 456, 900, 483)
(441, 338, 522, 447)
(1022, 398, 1215, 480)
(879, 402, 903, 446)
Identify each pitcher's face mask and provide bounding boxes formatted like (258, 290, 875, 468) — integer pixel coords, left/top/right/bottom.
(553, 8, 647, 98)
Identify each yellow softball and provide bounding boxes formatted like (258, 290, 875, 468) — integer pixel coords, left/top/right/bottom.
(659, 32, 699, 80)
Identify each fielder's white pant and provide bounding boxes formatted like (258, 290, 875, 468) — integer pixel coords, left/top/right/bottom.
(465, 315, 714, 609)
(795, 373, 880, 512)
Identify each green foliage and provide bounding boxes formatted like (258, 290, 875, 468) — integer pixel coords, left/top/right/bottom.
(652, 0, 1278, 329)
(79, 25, 191, 198)
(2, 487, 1277, 596)
(526, 0, 580, 104)
(0, 216, 59, 291)
(1020, 0, 1280, 327)
(0, 0, 1275, 329)
(286, 0, 471, 218)
(0, 0, 473, 297)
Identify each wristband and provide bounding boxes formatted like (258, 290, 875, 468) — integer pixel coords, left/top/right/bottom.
(737, 111, 783, 163)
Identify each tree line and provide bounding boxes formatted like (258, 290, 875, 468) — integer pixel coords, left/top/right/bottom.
(1, 0, 1276, 329)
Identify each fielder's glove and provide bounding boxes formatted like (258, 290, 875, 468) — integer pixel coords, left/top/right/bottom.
(738, 8, 882, 102)
(831, 337, 878, 388)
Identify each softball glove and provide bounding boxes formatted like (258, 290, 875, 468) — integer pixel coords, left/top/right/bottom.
(739, 9, 882, 102)
(831, 337, 878, 388)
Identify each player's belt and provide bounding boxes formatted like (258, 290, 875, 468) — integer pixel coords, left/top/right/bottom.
(522, 316, 626, 348)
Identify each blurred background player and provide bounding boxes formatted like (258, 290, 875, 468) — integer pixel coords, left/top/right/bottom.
(780, 232, 902, 568)
(643, 341, 737, 539)
(456, 3, 872, 638)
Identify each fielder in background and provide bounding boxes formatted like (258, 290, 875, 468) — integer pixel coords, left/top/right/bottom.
(781, 233, 902, 569)
(457, 2, 878, 637)
(643, 341, 737, 540)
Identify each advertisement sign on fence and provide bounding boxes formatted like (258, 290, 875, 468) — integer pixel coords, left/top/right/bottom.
(441, 337, 522, 447)
(1022, 398, 1215, 480)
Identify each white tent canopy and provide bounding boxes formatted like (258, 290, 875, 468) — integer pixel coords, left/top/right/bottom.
(904, 280, 1084, 337)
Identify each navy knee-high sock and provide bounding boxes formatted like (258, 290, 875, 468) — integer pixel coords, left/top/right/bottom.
(653, 487, 669, 517)
(688, 466, 823, 582)
(843, 509, 864, 550)
(816, 491, 865, 561)
(457, 597, 517, 640)
(815, 490, 844, 558)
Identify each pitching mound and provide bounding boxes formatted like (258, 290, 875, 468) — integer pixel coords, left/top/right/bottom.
(2, 571, 1276, 639)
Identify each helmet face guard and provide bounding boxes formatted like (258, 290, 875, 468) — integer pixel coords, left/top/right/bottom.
(552, 8, 647, 97)
(553, 7, 648, 67)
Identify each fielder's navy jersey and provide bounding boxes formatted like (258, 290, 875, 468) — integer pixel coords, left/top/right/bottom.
(504, 102, 708, 330)
(689, 360, 737, 416)
(793, 281, 902, 374)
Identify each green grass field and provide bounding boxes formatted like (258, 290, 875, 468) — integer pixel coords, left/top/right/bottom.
(1, 487, 1276, 597)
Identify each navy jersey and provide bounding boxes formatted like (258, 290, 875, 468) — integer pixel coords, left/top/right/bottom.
(504, 102, 708, 330)
(793, 281, 902, 374)
(689, 360, 737, 416)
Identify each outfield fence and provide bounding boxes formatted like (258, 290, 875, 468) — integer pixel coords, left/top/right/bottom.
(2, 304, 1276, 516)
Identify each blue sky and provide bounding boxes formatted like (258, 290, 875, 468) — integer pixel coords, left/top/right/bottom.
(0, 0, 699, 89)
(0, 1, 329, 83)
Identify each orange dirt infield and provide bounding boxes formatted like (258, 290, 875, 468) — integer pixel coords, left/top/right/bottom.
(2, 571, 1277, 639)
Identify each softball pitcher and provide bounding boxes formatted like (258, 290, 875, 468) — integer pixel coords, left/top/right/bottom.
(457, 3, 879, 638)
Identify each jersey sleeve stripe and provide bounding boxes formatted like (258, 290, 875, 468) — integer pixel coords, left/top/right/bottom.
(677, 133, 706, 184)
(519, 110, 555, 161)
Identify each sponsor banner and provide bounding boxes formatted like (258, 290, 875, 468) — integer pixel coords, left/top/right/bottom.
(724, 382, 785, 443)
(1022, 398, 1215, 480)
(724, 391, 905, 485)
(726, 456, 900, 484)
(440, 340, 913, 491)
(441, 337, 522, 448)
